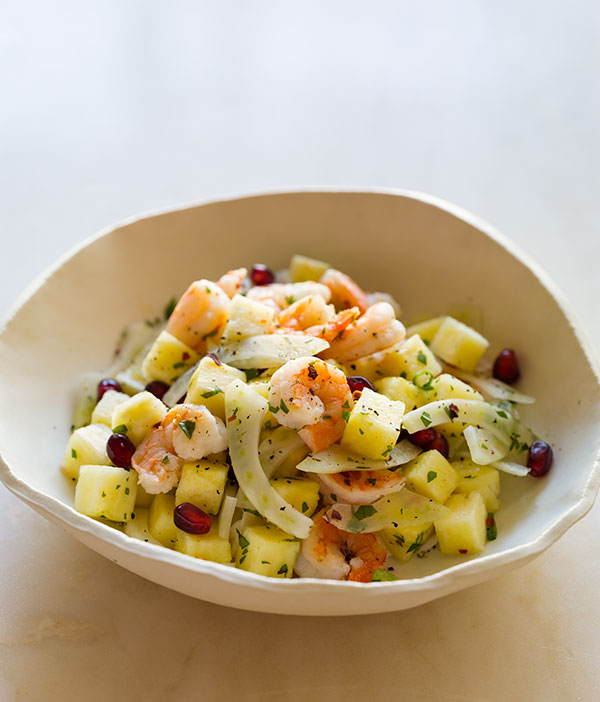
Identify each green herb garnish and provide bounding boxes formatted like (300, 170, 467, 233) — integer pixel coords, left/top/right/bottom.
(178, 420, 196, 440)
(372, 569, 398, 582)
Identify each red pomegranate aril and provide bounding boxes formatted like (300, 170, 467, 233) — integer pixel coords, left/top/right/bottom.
(97, 378, 123, 401)
(346, 376, 376, 395)
(174, 502, 212, 534)
(107, 433, 135, 468)
(428, 433, 449, 458)
(408, 428, 439, 449)
(493, 349, 521, 384)
(527, 441, 553, 477)
(145, 380, 170, 400)
(250, 264, 275, 286)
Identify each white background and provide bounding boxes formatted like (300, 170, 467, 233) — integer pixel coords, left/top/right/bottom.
(1, 2, 599, 700)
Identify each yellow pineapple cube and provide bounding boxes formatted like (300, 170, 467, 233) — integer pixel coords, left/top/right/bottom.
(111, 391, 167, 445)
(74, 465, 137, 522)
(124, 508, 161, 545)
(221, 294, 275, 345)
(175, 460, 229, 514)
(388, 335, 443, 381)
(375, 376, 425, 411)
(270, 477, 320, 516)
(175, 525, 232, 563)
(185, 356, 246, 420)
(380, 522, 434, 563)
(423, 373, 483, 403)
(141, 330, 201, 384)
(289, 254, 330, 283)
(434, 492, 487, 555)
(62, 423, 112, 481)
(453, 459, 501, 512)
(341, 388, 404, 460)
(430, 317, 489, 373)
(148, 493, 179, 548)
(91, 389, 131, 426)
(235, 524, 300, 578)
(404, 450, 460, 504)
(405, 316, 445, 346)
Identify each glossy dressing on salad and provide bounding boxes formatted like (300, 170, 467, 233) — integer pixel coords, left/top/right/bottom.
(61, 255, 553, 582)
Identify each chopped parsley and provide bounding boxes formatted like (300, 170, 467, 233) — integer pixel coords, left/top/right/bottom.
(417, 350, 427, 365)
(277, 564, 288, 575)
(178, 420, 196, 440)
(420, 411, 432, 427)
(371, 569, 398, 582)
(353, 504, 377, 520)
(496, 409, 508, 419)
(301, 501, 309, 513)
(71, 448, 77, 459)
(113, 424, 128, 434)
(172, 361, 186, 369)
(161, 455, 170, 465)
(164, 297, 177, 320)
(279, 399, 289, 414)
(342, 410, 351, 422)
(237, 530, 250, 549)
(426, 470, 437, 483)
(201, 388, 223, 398)
(486, 513, 497, 541)
(244, 368, 261, 381)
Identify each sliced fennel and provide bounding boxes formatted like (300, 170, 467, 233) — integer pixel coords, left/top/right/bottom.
(162, 363, 199, 407)
(323, 489, 449, 534)
(491, 460, 529, 477)
(444, 365, 535, 404)
(402, 399, 533, 448)
(258, 426, 308, 479)
(297, 441, 420, 475)
(106, 320, 164, 377)
(218, 495, 238, 539)
(220, 334, 329, 370)
(72, 372, 104, 429)
(463, 425, 510, 465)
(225, 379, 313, 539)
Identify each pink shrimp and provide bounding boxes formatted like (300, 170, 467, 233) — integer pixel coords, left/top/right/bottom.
(217, 268, 248, 298)
(317, 469, 406, 505)
(320, 269, 370, 313)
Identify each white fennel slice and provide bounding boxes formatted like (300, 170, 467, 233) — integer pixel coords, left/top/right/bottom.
(219, 334, 329, 369)
(297, 441, 420, 475)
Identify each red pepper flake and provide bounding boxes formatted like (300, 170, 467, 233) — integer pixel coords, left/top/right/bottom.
(486, 514, 495, 527)
(448, 403, 459, 420)
(207, 351, 222, 366)
(307, 365, 318, 381)
(182, 351, 190, 361)
(330, 509, 342, 521)
(459, 549, 468, 554)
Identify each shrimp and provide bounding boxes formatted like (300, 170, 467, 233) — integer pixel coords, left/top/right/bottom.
(268, 357, 352, 453)
(294, 511, 388, 582)
(132, 404, 227, 493)
(276, 295, 336, 331)
(320, 269, 370, 313)
(217, 268, 247, 298)
(316, 469, 406, 505)
(166, 280, 230, 351)
(307, 302, 405, 362)
(246, 282, 331, 311)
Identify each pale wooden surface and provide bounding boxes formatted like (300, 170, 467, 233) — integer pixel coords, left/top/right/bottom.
(1, 2, 599, 700)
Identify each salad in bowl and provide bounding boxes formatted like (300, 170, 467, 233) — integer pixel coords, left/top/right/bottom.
(62, 254, 552, 583)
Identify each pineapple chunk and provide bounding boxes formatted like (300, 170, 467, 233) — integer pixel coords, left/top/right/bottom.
(175, 459, 229, 514)
(270, 477, 320, 516)
(235, 524, 300, 578)
(453, 459, 501, 512)
(134, 483, 155, 509)
(430, 317, 489, 373)
(124, 507, 161, 545)
(341, 388, 404, 460)
(175, 525, 232, 563)
(111, 391, 167, 445)
(62, 423, 112, 481)
(375, 376, 425, 411)
(91, 390, 130, 426)
(423, 373, 483, 403)
(289, 254, 330, 283)
(220, 294, 275, 345)
(434, 492, 487, 555)
(380, 522, 434, 563)
(148, 493, 179, 548)
(141, 330, 200, 384)
(185, 356, 246, 420)
(347, 335, 442, 382)
(405, 316, 445, 345)
(74, 465, 137, 522)
(404, 450, 460, 504)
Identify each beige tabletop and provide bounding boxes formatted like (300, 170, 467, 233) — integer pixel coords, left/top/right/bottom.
(1, 2, 599, 700)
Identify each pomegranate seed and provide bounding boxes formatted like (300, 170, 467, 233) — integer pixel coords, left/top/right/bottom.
(250, 264, 275, 286)
(527, 441, 553, 477)
(97, 378, 122, 401)
(145, 380, 170, 400)
(459, 549, 468, 554)
(493, 349, 521, 384)
(107, 433, 135, 468)
(174, 502, 212, 534)
(408, 428, 439, 449)
(346, 376, 376, 395)
(428, 433, 449, 458)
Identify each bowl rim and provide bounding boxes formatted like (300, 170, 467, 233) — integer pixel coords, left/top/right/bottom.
(1, 187, 599, 596)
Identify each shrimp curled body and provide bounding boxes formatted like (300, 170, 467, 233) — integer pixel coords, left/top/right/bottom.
(268, 357, 352, 453)
(294, 511, 388, 582)
(132, 404, 227, 494)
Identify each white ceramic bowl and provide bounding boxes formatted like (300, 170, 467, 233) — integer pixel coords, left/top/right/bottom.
(1, 190, 599, 616)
